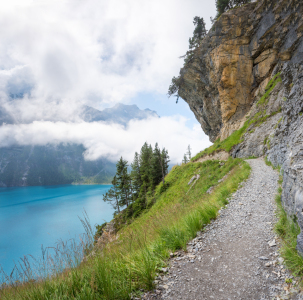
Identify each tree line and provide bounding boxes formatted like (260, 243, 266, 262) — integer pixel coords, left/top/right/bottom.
(103, 142, 170, 218)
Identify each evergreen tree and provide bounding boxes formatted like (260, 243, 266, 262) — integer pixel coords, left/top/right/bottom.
(139, 142, 153, 206)
(216, 0, 251, 17)
(116, 157, 132, 207)
(151, 143, 163, 187)
(182, 154, 189, 164)
(105, 142, 170, 219)
(186, 145, 192, 160)
(189, 17, 207, 50)
(102, 175, 120, 214)
(160, 148, 170, 184)
(168, 16, 206, 100)
(131, 152, 141, 199)
(168, 76, 182, 103)
(216, 0, 231, 16)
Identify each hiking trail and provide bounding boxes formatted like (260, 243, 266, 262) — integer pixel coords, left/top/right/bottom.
(144, 158, 302, 300)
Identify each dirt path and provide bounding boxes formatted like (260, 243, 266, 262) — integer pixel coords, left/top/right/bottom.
(143, 158, 301, 300)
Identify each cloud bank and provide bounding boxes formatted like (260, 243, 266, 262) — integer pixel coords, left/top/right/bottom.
(0, 0, 216, 163)
(0, 116, 211, 164)
(0, 0, 215, 119)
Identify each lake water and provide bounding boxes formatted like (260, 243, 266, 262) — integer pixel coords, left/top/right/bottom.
(0, 184, 113, 277)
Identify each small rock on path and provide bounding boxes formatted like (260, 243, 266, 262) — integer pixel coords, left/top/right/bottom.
(142, 158, 303, 300)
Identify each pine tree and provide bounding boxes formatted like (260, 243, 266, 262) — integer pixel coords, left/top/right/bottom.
(216, 0, 251, 18)
(168, 16, 207, 99)
(182, 154, 188, 164)
(216, 0, 231, 16)
(116, 157, 132, 207)
(189, 17, 207, 50)
(102, 175, 120, 214)
(151, 143, 163, 187)
(105, 142, 170, 219)
(139, 142, 153, 206)
(161, 148, 170, 184)
(186, 145, 192, 160)
(131, 152, 141, 200)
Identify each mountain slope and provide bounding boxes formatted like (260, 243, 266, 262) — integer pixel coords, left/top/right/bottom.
(80, 103, 158, 125)
(0, 104, 158, 187)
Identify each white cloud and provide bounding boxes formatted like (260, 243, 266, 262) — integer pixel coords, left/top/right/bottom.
(0, 0, 216, 162)
(0, 116, 211, 164)
(0, 0, 216, 121)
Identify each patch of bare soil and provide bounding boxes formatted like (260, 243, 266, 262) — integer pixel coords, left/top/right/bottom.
(195, 151, 230, 163)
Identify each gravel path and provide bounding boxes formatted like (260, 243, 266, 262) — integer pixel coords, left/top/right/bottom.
(143, 158, 303, 300)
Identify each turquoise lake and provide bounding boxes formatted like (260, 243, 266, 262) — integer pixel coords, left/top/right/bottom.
(0, 184, 113, 277)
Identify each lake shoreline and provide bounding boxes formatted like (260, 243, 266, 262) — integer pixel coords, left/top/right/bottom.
(0, 183, 112, 189)
(0, 184, 113, 277)
(71, 182, 111, 185)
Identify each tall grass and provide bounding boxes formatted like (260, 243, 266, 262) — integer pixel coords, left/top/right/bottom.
(0, 211, 94, 287)
(1, 158, 251, 299)
(274, 178, 303, 280)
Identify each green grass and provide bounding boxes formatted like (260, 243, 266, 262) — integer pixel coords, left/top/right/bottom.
(191, 110, 280, 162)
(257, 72, 282, 106)
(265, 160, 303, 282)
(274, 177, 303, 281)
(1, 158, 251, 299)
(191, 122, 251, 161)
(264, 156, 281, 172)
(274, 117, 283, 129)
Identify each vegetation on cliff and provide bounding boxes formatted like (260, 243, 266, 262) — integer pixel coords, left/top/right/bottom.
(191, 110, 279, 161)
(257, 73, 282, 106)
(215, 0, 251, 18)
(191, 68, 283, 162)
(1, 157, 251, 299)
(168, 0, 252, 103)
(167, 16, 207, 102)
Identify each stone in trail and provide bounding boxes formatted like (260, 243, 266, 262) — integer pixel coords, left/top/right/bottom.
(143, 158, 301, 299)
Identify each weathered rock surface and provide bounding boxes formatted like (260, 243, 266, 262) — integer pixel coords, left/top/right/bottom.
(179, 0, 303, 255)
(179, 0, 303, 142)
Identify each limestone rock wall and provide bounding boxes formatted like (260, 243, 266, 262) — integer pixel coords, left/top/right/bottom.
(179, 0, 303, 142)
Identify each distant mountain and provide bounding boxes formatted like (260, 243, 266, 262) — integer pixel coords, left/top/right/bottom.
(0, 144, 116, 187)
(79, 103, 158, 125)
(0, 104, 158, 187)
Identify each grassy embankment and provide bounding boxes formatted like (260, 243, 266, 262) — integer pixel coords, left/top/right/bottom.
(1, 157, 251, 299)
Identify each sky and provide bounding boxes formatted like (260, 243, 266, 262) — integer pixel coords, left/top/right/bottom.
(0, 0, 216, 164)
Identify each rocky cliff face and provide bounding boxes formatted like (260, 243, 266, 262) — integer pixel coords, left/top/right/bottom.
(178, 0, 303, 252)
(179, 0, 302, 142)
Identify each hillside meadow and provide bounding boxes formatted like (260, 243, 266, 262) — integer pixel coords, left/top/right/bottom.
(1, 158, 251, 300)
